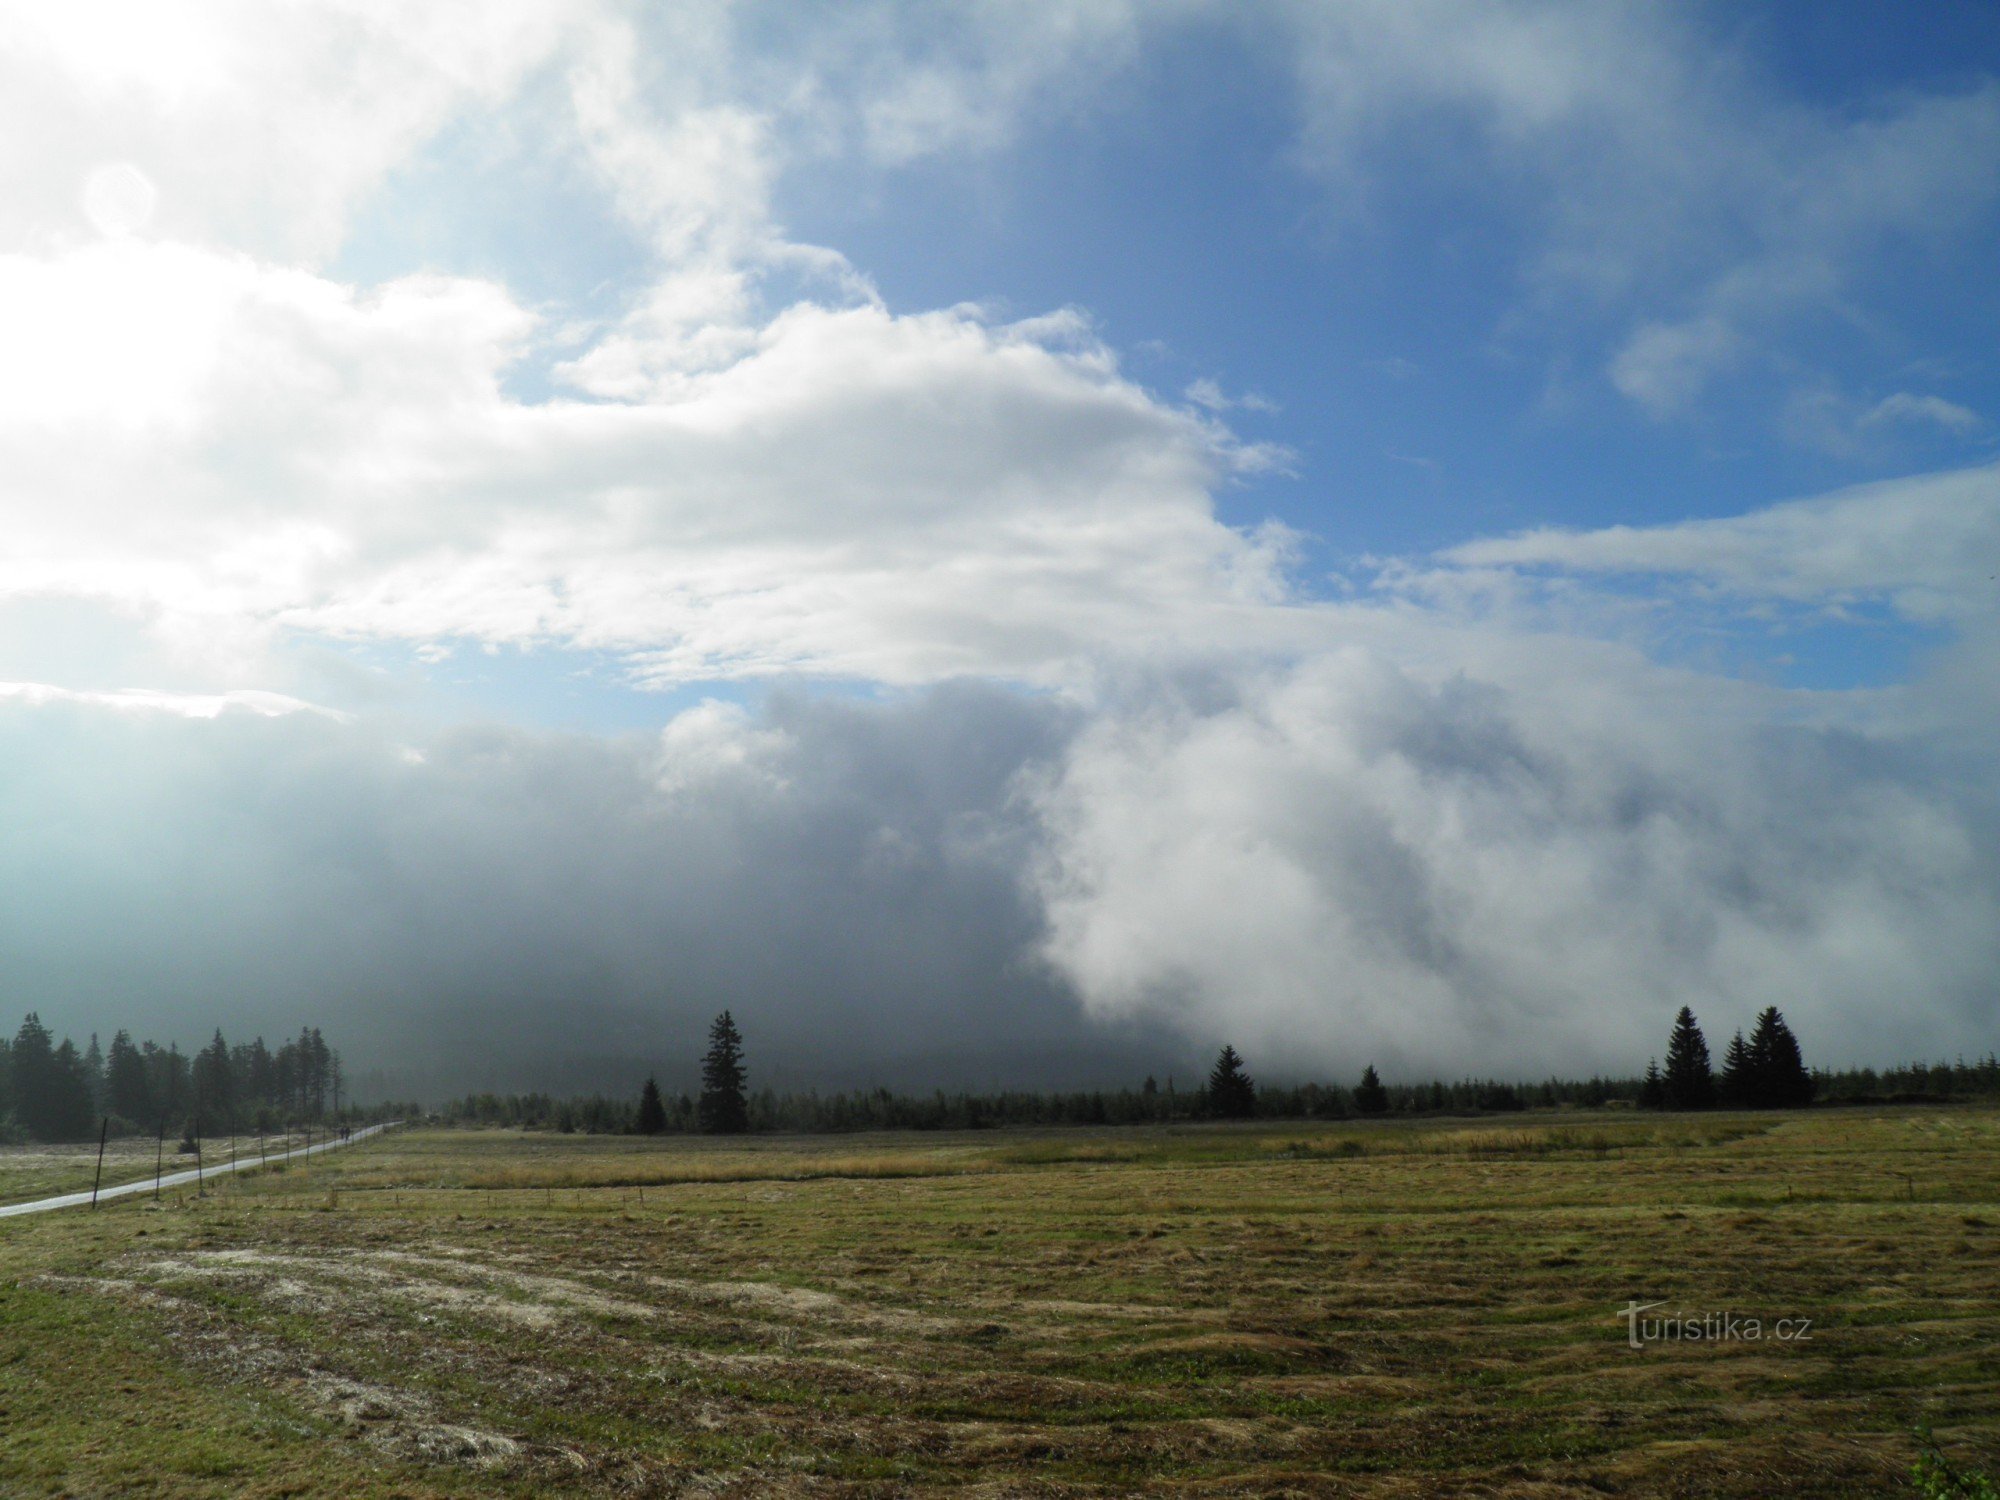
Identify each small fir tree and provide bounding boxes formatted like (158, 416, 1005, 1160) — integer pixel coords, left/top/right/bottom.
(698, 1011, 749, 1134)
(636, 1076, 668, 1135)
(1205, 1046, 1257, 1119)
(1662, 1006, 1715, 1110)
(1639, 1058, 1667, 1110)
(1717, 1030, 1750, 1107)
(1353, 1063, 1390, 1115)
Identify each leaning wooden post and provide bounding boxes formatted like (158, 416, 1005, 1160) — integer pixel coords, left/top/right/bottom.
(195, 1120, 204, 1196)
(155, 1117, 166, 1201)
(90, 1116, 109, 1208)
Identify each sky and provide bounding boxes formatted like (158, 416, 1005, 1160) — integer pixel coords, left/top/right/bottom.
(1, 1, 1996, 1099)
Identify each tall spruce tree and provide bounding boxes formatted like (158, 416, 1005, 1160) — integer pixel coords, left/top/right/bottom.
(9, 1018, 98, 1142)
(1205, 1045, 1257, 1119)
(81, 1034, 104, 1114)
(1746, 1007, 1814, 1108)
(147, 1043, 189, 1124)
(243, 1037, 274, 1110)
(48, 1039, 98, 1140)
(1662, 1006, 1715, 1109)
(105, 1030, 152, 1124)
(636, 1076, 668, 1135)
(9, 1013, 57, 1136)
(302, 1027, 331, 1119)
(1353, 1063, 1390, 1115)
(191, 1029, 234, 1130)
(698, 1011, 749, 1134)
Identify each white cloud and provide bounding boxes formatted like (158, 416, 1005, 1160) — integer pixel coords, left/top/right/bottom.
(79, 161, 159, 237)
(1184, 377, 1278, 415)
(1031, 641, 1999, 1076)
(1440, 463, 2000, 626)
(719, 1, 1154, 168)
(1772, 384, 1989, 459)
(1861, 392, 1984, 435)
(654, 697, 790, 795)
(0, 232, 1298, 689)
(566, 11, 773, 266)
(1609, 315, 1743, 420)
(0, 679, 339, 720)
(0, 4, 1318, 694)
(0, 0, 579, 261)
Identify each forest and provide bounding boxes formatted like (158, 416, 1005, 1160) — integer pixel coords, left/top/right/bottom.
(0, 1014, 365, 1142)
(439, 1006, 2000, 1137)
(10, 1001, 1996, 1144)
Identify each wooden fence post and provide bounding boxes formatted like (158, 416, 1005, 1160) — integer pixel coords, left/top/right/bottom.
(91, 1117, 108, 1208)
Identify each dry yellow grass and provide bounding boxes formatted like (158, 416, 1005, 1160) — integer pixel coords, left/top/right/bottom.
(458, 1148, 990, 1189)
(1, 1107, 1996, 1496)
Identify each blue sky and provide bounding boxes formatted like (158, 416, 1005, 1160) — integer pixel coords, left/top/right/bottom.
(798, 5, 2000, 543)
(0, 2, 1995, 1090)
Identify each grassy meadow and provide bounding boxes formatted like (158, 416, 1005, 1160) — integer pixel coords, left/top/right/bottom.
(1, 1108, 1997, 1496)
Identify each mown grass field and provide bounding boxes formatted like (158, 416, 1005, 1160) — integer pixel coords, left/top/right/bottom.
(2, 1108, 1996, 1496)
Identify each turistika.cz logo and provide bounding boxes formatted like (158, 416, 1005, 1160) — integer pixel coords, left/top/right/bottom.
(1618, 1300, 1813, 1349)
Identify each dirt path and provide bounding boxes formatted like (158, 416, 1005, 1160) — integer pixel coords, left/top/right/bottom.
(0, 1122, 398, 1220)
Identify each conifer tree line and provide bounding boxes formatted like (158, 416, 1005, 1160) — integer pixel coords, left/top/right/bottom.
(1638, 1006, 1818, 1111)
(0, 1014, 364, 1142)
(430, 1004, 1999, 1136)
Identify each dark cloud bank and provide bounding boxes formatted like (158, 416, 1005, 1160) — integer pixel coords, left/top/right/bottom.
(1, 657, 1993, 1102)
(1, 683, 1149, 1101)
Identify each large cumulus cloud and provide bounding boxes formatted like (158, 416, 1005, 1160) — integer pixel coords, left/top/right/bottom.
(1031, 639, 2000, 1079)
(0, 243, 1289, 692)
